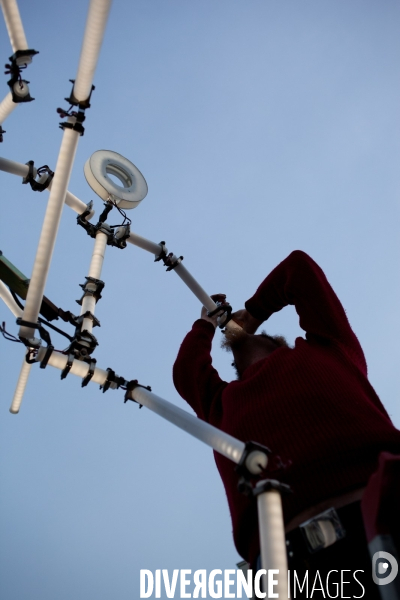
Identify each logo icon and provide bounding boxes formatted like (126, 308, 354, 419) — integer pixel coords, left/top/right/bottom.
(372, 551, 398, 586)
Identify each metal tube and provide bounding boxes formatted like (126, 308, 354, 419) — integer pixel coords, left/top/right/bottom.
(0, 155, 34, 177)
(80, 230, 107, 333)
(127, 231, 166, 256)
(28, 348, 245, 466)
(9, 354, 31, 413)
(174, 262, 217, 312)
(19, 122, 80, 340)
(73, 0, 113, 103)
(0, 280, 23, 317)
(1, 0, 28, 52)
(257, 485, 290, 599)
(0, 92, 17, 124)
(130, 387, 245, 464)
(35, 347, 109, 384)
(0, 156, 93, 217)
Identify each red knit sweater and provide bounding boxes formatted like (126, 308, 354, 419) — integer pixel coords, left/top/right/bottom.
(173, 251, 400, 565)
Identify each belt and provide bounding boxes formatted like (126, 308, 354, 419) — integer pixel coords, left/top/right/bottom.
(285, 487, 365, 533)
(285, 500, 364, 558)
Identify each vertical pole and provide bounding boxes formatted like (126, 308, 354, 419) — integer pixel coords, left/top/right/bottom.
(80, 229, 108, 333)
(256, 483, 290, 599)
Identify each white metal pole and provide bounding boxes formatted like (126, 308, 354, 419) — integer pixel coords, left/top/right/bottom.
(0, 0, 28, 52)
(0, 155, 36, 177)
(35, 347, 109, 384)
(126, 234, 242, 332)
(0, 156, 94, 217)
(9, 353, 31, 413)
(19, 122, 80, 340)
(72, 0, 113, 103)
(29, 347, 246, 464)
(174, 262, 216, 312)
(80, 230, 108, 333)
(127, 231, 166, 255)
(256, 484, 290, 599)
(0, 92, 17, 124)
(130, 387, 245, 464)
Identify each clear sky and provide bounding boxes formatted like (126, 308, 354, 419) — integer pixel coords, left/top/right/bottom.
(0, 1, 399, 598)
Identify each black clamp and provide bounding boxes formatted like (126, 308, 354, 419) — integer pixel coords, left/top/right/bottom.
(101, 368, 126, 393)
(76, 210, 130, 250)
(60, 352, 75, 380)
(81, 358, 97, 387)
(164, 253, 183, 271)
(76, 277, 105, 306)
(66, 329, 99, 360)
(58, 106, 86, 136)
(75, 311, 101, 329)
(124, 379, 152, 407)
(77, 200, 94, 222)
(39, 344, 54, 369)
(16, 317, 52, 347)
(0, 125, 5, 143)
(22, 160, 54, 192)
(5, 49, 38, 103)
(154, 241, 168, 263)
(207, 294, 233, 329)
(57, 80, 95, 136)
(64, 79, 95, 109)
(25, 346, 39, 364)
(252, 479, 292, 497)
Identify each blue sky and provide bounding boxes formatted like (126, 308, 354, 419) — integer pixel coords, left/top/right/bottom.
(1, 1, 399, 598)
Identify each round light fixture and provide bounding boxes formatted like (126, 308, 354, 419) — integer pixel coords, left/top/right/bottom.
(84, 150, 148, 209)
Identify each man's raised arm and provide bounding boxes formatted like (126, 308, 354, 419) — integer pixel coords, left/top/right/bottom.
(243, 250, 367, 372)
(173, 309, 228, 422)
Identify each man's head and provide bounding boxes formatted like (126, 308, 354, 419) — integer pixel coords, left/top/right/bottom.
(221, 327, 289, 378)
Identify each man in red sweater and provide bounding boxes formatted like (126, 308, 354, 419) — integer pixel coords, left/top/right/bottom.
(173, 251, 400, 596)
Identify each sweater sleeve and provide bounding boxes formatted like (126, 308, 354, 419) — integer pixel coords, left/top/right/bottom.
(173, 319, 228, 422)
(245, 250, 367, 374)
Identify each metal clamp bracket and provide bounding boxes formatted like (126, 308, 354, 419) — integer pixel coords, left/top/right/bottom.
(39, 344, 54, 369)
(101, 368, 126, 393)
(5, 49, 38, 103)
(124, 379, 152, 408)
(164, 253, 183, 271)
(64, 79, 95, 109)
(76, 277, 105, 306)
(16, 317, 52, 347)
(81, 358, 97, 387)
(58, 107, 86, 136)
(77, 209, 130, 249)
(22, 160, 54, 192)
(154, 241, 168, 263)
(60, 353, 75, 380)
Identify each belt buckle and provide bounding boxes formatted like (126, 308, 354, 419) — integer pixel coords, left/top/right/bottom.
(299, 507, 346, 554)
